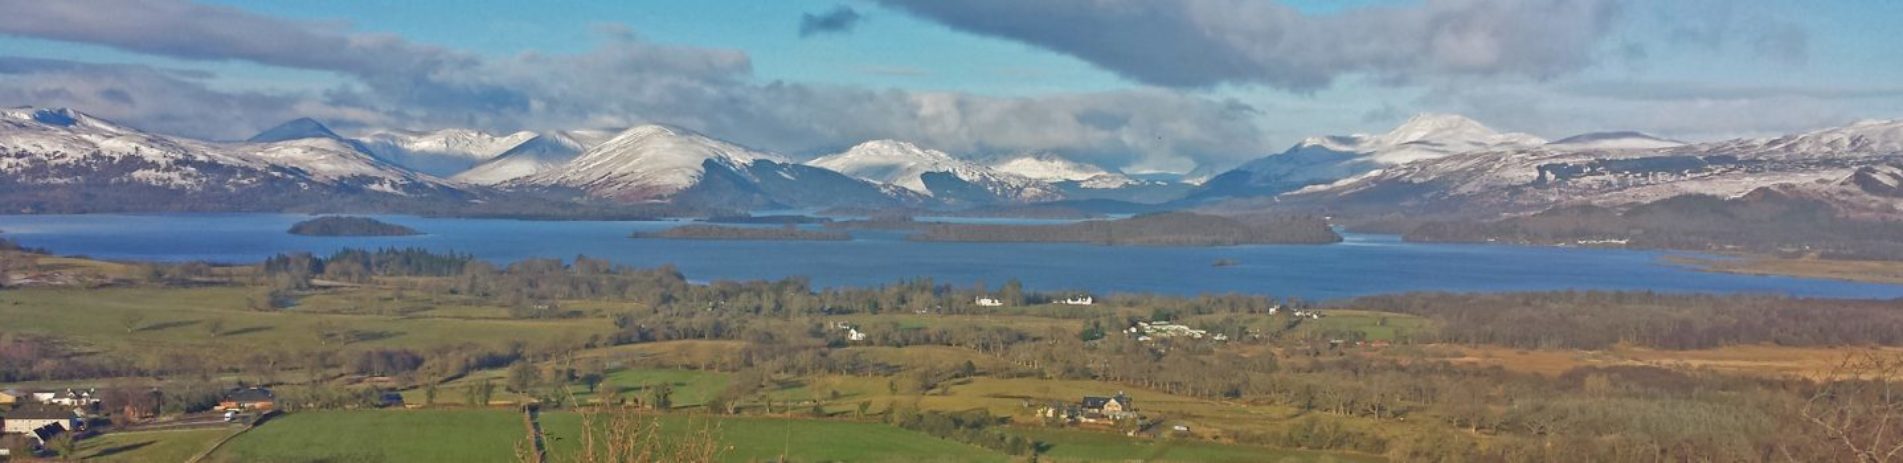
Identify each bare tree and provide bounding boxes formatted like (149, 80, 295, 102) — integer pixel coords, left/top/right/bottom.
(1801, 354, 1903, 463)
(521, 402, 724, 463)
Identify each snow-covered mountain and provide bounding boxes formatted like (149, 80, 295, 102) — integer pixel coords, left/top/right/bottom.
(1191, 114, 1546, 199)
(1547, 131, 1684, 151)
(1282, 118, 1903, 219)
(0, 108, 468, 212)
(807, 140, 1061, 204)
(352, 128, 535, 177)
(239, 118, 458, 193)
(452, 129, 617, 185)
(987, 153, 1130, 186)
(515, 125, 911, 209)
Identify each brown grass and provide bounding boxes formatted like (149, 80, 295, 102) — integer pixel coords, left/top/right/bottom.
(1430, 344, 1903, 379)
(1669, 255, 1903, 285)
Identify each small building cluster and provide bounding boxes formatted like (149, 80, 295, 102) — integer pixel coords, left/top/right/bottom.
(1057, 296, 1094, 306)
(975, 297, 1005, 307)
(1127, 321, 1229, 342)
(0, 387, 94, 450)
(1269, 306, 1324, 319)
(830, 321, 868, 342)
(1040, 392, 1136, 424)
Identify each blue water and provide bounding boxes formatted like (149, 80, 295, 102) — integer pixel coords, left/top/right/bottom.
(3, 213, 1901, 301)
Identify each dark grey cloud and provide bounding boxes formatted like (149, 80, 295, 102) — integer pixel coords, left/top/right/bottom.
(873, 0, 1626, 89)
(800, 6, 865, 37)
(0, 0, 468, 79)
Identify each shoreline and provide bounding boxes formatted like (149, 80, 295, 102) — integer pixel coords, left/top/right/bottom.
(1667, 254, 1903, 286)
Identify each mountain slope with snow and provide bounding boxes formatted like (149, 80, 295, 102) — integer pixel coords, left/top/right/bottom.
(452, 130, 616, 185)
(807, 140, 1061, 204)
(516, 126, 911, 209)
(1547, 131, 1684, 151)
(1192, 114, 1545, 199)
(352, 128, 535, 177)
(0, 108, 470, 212)
(1280, 118, 1903, 219)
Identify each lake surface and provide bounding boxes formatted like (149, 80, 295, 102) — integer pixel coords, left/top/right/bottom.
(3, 213, 1902, 301)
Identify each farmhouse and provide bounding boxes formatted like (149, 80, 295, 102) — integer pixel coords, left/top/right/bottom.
(2, 404, 80, 443)
(1057, 296, 1094, 305)
(975, 297, 1004, 307)
(1080, 392, 1136, 423)
(218, 387, 277, 411)
(0, 389, 19, 406)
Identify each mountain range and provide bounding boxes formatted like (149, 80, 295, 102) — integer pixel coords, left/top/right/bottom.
(2, 105, 1898, 225)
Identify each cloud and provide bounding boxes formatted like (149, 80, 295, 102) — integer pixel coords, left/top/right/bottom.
(0, 0, 468, 79)
(0, 57, 386, 139)
(1562, 81, 1903, 102)
(873, 0, 1627, 89)
(0, 0, 1274, 171)
(800, 6, 865, 37)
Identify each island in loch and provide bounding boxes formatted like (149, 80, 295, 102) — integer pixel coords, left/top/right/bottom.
(287, 216, 422, 237)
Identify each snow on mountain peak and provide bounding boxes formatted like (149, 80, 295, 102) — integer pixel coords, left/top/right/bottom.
(5, 107, 127, 134)
(519, 123, 783, 201)
(987, 152, 1110, 181)
(1547, 131, 1685, 150)
(452, 129, 616, 185)
(987, 152, 1146, 189)
(1383, 113, 1496, 144)
(806, 140, 1061, 202)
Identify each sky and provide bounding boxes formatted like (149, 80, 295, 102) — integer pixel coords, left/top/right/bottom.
(1, 0, 1899, 174)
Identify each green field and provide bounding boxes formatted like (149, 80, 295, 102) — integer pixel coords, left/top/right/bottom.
(211, 410, 531, 463)
(76, 428, 234, 463)
(0, 287, 610, 355)
(206, 409, 1009, 463)
(1016, 428, 1383, 463)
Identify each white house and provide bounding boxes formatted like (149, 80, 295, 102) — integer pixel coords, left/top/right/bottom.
(46, 388, 99, 407)
(1057, 296, 1094, 306)
(975, 297, 1004, 307)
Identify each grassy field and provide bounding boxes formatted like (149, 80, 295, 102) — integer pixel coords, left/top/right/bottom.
(208, 409, 1010, 463)
(1289, 310, 1432, 342)
(212, 410, 531, 463)
(0, 286, 611, 355)
(76, 428, 234, 463)
(1016, 427, 1383, 463)
(1669, 255, 1903, 285)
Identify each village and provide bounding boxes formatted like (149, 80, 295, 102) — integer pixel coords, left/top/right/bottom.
(0, 385, 278, 459)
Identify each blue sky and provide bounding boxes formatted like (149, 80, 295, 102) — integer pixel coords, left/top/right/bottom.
(1, 0, 1898, 173)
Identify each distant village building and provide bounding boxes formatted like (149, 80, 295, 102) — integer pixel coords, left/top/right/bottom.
(1042, 392, 1136, 424)
(45, 388, 99, 408)
(0, 389, 20, 406)
(830, 321, 869, 342)
(218, 387, 276, 412)
(1127, 321, 1225, 341)
(1057, 296, 1094, 306)
(2, 404, 80, 444)
(975, 297, 1004, 307)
